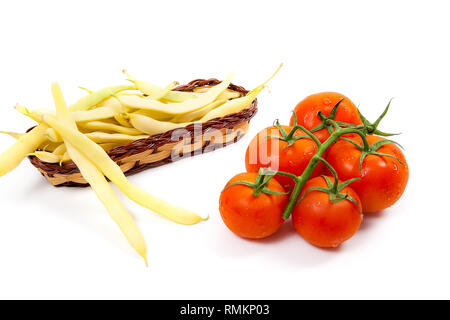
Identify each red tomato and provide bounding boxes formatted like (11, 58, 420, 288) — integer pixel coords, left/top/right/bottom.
(292, 176, 363, 248)
(245, 125, 323, 192)
(290, 92, 362, 142)
(326, 135, 409, 213)
(219, 172, 288, 239)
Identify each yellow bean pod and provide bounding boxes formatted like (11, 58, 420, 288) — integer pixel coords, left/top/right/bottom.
(45, 128, 62, 142)
(201, 64, 282, 121)
(131, 108, 175, 122)
(51, 83, 148, 263)
(14, 104, 46, 122)
(85, 132, 149, 143)
(127, 113, 189, 136)
(118, 74, 234, 115)
(171, 98, 228, 123)
(30, 151, 61, 163)
(38, 141, 62, 152)
(70, 84, 136, 111)
(148, 81, 179, 100)
(125, 71, 198, 103)
(95, 96, 129, 112)
(52, 143, 67, 155)
(0, 131, 25, 140)
(171, 90, 240, 123)
(42, 114, 206, 225)
(114, 113, 133, 128)
(0, 124, 48, 177)
(71, 106, 120, 122)
(78, 121, 143, 135)
(99, 143, 122, 151)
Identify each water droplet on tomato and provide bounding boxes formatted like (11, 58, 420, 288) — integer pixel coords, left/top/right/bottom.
(322, 98, 332, 106)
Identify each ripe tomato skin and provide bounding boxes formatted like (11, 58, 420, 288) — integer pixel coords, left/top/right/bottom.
(245, 125, 323, 192)
(292, 176, 363, 248)
(290, 92, 362, 142)
(219, 172, 288, 239)
(326, 135, 409, 213)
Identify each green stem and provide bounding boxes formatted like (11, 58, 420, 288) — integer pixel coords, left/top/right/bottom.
(316, 156, 339, 193)
(282, 127, 364, 219)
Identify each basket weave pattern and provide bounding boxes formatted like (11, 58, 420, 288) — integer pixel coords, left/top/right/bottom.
(28, 79, 258, 187)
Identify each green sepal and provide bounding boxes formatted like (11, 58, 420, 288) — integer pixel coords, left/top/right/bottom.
(268, 114, 321, 149)
(223, 167, 290, 197)
(339, 136, 404, 170)
(332, 192, 361, 211)
(223, 180, 255, 191)
(309, 98, 345, 136)
(296, 176, 361, 212)
(337, 178, 361, 192)
(297, 186, 329, 204)
(357, 99, 400, 136)
(259, 188, 289, 196)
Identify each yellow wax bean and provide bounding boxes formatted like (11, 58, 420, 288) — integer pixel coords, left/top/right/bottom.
(201, 64, 282, 122)
(52, 143, 66, 155)
(38, 141, 61, 152)
(116, 90, 144, 97)
(147, 81, 179, 100)
(118, 74, 234, 115)
(60, 152, 72, 163)
(14, 104, 46, 122)
(217, 89, 242, 100)
(68, 145, 147, 263)
(99, 143, 121, 151)
(96, 96, 128, 111)
(114, 114, 133, 128)
(125, 71, 198, 103)
(170, 89, 240, 123)
(45, 128, 62, 142)
(17, 103, 125, 126)
(85, 132, 149, 143)
(0, 124, 48, 177)
(0, 131, 25, 140)
(42, 115, 206, 225)
(30, 151, 61, 163)
(78, 121, 143, 135)
(153, 88, 198, 103)
(70, 84, 136, 111)
(171, 99, 228, 123)
(132, 108, 174, 122)
(128, 92, 245, 133)
(200, 95, 254, 122)
(71, 106, 120, 122)
(51, 83, 147, 263)
(78, 86, 93, 94)
(127, 113, 190, 136)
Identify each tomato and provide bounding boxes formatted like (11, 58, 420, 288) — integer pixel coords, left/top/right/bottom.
(290, 92, 362, 142)
(292, 176, 363, 248)
(326, 134, 409, 213)
(219, 172, 288, 239)
(245, 125, 323, 192)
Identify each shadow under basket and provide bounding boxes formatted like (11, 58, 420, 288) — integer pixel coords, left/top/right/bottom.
(28, 78, 258, 187)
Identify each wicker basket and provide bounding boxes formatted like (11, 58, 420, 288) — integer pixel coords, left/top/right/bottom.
(28, 79, 258, 187)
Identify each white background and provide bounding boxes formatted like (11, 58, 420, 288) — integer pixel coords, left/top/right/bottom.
(0, 0, 448, 299)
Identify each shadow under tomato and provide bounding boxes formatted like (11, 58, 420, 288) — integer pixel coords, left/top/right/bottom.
(247, 220, 296, 244)
(212, 219, 344, 268)
(358, 210, 385, 231)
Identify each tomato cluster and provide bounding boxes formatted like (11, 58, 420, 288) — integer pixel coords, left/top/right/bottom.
(219, 92, 409, 248)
